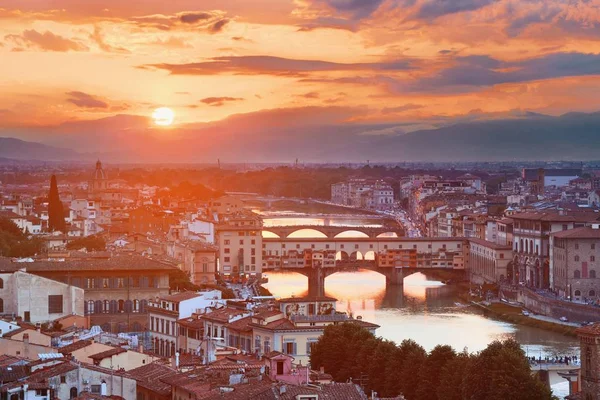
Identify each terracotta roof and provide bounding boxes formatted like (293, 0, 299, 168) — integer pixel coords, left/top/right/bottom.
(252, 318, 296, 331)
(277, 296, 338, 303)
(0, 364, 29, 382)
(225, 316, 253, 333)
(201, 308, 248, 323)
(198, 382, 368, 400)
(252, 309, 284, 319)
(263, 351, 292, 360)
(58, 339, 93, 353)
(128, 362, 178, 396)
(511, 211, 600, 223)
(0, 355, 22, 367)
(89, 347, 127, 360)
(178, 317, 205, 330)
(0, 255, 178, 272)
(552, 227, 600, 239)
(159, 291, 203, 302)
(576, 323, 600, 336)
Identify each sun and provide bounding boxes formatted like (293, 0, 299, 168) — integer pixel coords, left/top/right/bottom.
(152, 107, 175, 126)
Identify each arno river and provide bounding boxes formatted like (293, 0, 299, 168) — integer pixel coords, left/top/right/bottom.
(258, 209, 579, 398)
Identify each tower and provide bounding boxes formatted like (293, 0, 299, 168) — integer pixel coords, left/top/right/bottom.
(577, 324, 600, 400)
(89, 160, 108, 194)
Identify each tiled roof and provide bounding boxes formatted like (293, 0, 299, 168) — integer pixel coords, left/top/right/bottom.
(128, 362, 178, 396)
(89, 347, 127, 360)
(576, 323, 600, 336)
(552, 227, 600, 239)
(225, 316, 253, 333)
(58, 339, 93, 353)
(511, 211, 600, 222)
(468, 238, 512, 250)
(201, 308, 247, 323)
(198, 382, 369, 400)
(0, 355, 22, 367)
(277, 296, 338, 303)
(0, 365, 29, 382)
(0, 254, 178, 272)
(159, 291, 202, 302)
(178, 317, 204, 329)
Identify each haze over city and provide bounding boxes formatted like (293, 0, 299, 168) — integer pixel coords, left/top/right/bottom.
(2, 0, 600, 162)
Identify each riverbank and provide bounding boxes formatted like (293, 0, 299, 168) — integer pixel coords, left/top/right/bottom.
(471, 301, 578, 338)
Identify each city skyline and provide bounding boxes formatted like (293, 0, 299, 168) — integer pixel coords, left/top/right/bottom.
(1, 1, 600, 162)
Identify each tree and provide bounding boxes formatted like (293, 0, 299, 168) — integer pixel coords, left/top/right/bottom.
(48, 175, 65, 232)
(438, 352, 472, 400)
(462, 339, 554, 400)
(415, 345, 457, 400)
(0, 218, 42, 257)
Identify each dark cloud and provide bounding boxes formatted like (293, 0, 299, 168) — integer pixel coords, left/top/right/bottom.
(66, 91, 109, 108)
(4, 29, 88, 52)
(210, 19, 230, 33)
(200, 97, 244, 106)
(143, 55, 413, 76)
(297, 92, 320, 99)
(416, 0, 495, 20)
(179, 12, 212, 24)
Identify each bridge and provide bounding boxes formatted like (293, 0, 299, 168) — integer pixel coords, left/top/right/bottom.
(262, 237, 469, 296)
(262, 224, 404, 239)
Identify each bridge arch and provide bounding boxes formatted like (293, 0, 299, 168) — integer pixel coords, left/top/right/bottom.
(334, 230, 370, 238)
(287, 229, 328, 238)
(335, 251, 349, 261)
(364, 251, 377, 261)
(376, 232, 398, 238)
(350, 251, 364, 261)
(261, 230, 281, 238)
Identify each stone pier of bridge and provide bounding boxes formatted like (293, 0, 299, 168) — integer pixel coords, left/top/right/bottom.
(301, 266, 405, 297)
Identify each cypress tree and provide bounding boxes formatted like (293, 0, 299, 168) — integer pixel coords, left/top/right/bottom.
(48, 174, 66, 232)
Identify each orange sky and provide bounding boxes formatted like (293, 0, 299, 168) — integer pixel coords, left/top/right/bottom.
(1, 0, 600, 131)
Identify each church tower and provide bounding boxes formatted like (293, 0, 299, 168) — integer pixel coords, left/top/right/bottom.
(577, 324, 600, 400)
(89, 160, 108, 194)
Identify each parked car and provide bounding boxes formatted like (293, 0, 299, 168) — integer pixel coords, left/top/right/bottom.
(522, 310, 530, 316)
(559, 316, 569, 322)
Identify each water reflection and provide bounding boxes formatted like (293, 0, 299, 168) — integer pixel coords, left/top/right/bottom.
(263, 270, 578, 356)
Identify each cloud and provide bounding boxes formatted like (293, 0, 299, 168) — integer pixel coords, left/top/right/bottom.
(381, 104, 423, 114)
(179, 12, 212, 24)
(66, 91, 109, 108)
(210, 19, 229, 33)
(297, 92, 320, 99)
(415, 0, 496, 20)
(4, 29, 88, 52)
(143, 55, 413, 76)
(89, 26, 130, 53)
(200, 97, 244, 106)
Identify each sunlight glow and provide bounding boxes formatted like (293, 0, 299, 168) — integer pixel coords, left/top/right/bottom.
(152, 107, 175, 126)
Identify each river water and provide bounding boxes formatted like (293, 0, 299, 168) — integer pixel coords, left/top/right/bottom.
(258, 210, 579, 398)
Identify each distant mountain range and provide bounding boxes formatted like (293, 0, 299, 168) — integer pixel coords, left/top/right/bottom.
(2, 110, 600, 162)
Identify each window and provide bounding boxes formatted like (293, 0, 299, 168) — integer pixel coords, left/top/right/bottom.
(574, 270, 581, 278)
(264, 338, 271, 354)
(224, 248, 230, 254)
(255, 335, 261, 353)
(575, 243, 579, 250)
(591, 256, 596, 262)
(91, 385, 101, 394)
(592, 243, 596, 250)
(575, 290, 581, 296)
(590, 290, 596, 297)
(251, 240, 256, 245)
(224, 257, 230, 262)
(591, 270, 597, 279)
(103, 278, 109, 288)
(575, 255, 580, 262)
(48, 295, 63, 314)
(150, 317, 155, 331)
(284, 341, 296, 355)
(563, 224, 568, 231)
(70, 387, 78, 399)
(240, 240, 244, 245)
(224, 240, 230, 245)
(0, 278, 3, 289)
(61, 375, 66, 384)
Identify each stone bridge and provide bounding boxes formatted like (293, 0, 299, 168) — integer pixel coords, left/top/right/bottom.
(267, 264, 466, 297)
(262, 225, 404, 239)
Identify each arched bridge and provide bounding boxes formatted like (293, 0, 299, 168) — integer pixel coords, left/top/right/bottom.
(262, 225, 404, 239)
(280, 264, 465, 297)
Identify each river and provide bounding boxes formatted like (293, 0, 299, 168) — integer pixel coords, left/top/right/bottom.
(257, 209, 580, 398)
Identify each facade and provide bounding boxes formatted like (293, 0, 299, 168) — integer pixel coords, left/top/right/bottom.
(166, 241, 218, 285)
(1, 254, 177, 333)
(201, 307, 253, 363)
(511, 212, 599, 289)
(330, 179, 394, 211)
(551, 227, 600, 302)
(468, 238, 512, 284)
(0, 270, 84, 324)
(215, 211, 263, 277)
(88, 160, 109, 194)
(148, 290, 224, 357)
(575, 324, 600, 400)
(208, 196, 246, 217)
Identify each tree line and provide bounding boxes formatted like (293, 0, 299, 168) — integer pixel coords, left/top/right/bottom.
(309, 323, 555, 400)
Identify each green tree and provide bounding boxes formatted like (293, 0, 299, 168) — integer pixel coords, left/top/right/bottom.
(399, 345, 427, 400)
(48, 175, 65, 232)
(415, 345, 457, 400)
(463, 339, 554, 400)
(438, 351, 472, 400)
(0, 218, 42, 257)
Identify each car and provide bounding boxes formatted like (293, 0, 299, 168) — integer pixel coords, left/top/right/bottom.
(559, 316, 568, 322)
(522, 310, 530, 316)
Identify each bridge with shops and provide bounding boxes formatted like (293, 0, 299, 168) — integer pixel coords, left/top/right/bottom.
(262, 225, 404, 239)
(262, 236, 468, 296)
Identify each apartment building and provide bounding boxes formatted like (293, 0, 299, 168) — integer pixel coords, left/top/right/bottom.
(215, 211, 263, 277)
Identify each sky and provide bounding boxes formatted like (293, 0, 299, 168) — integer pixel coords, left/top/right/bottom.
(1, 0, 600, 158)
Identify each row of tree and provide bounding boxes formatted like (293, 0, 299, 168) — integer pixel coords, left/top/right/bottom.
(0, 218, 42, 257)
(309, 323, 555, 400)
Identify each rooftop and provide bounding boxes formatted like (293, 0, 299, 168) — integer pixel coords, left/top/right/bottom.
(159, 291, 203, 303)
(468, 238, 513, 250)
(128, 362, 178, 396)
(552, 226, 600, 239)
(0, 254, 178, 272)
(89, 347, 127, 360)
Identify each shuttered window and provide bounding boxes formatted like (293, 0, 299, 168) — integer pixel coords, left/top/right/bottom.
(48, 295, 63, 314)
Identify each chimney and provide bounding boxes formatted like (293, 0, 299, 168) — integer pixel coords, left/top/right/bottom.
(23, 333, 29, 345)
(138, 344, 144, 354)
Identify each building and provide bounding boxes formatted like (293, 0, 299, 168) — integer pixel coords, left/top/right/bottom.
(128, 362, 178, 400)
(511, 212, 600, 289)
(208, 196, 246, 217)
(215, 211, 263, 278)
(200, 307, 253, 363)
(166, 241, 218, 285)
(574, 324, 600, 400)
(468, 238, 513, 284)
(0, 269, 84, 324)
(330, 179, 395, 211)
(0, 254, 178, 333)
(148, 290, 224, 357)
(89, 160, 109, 194)
(523, 168, 582, 189)
(551, 227, 600, 302)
